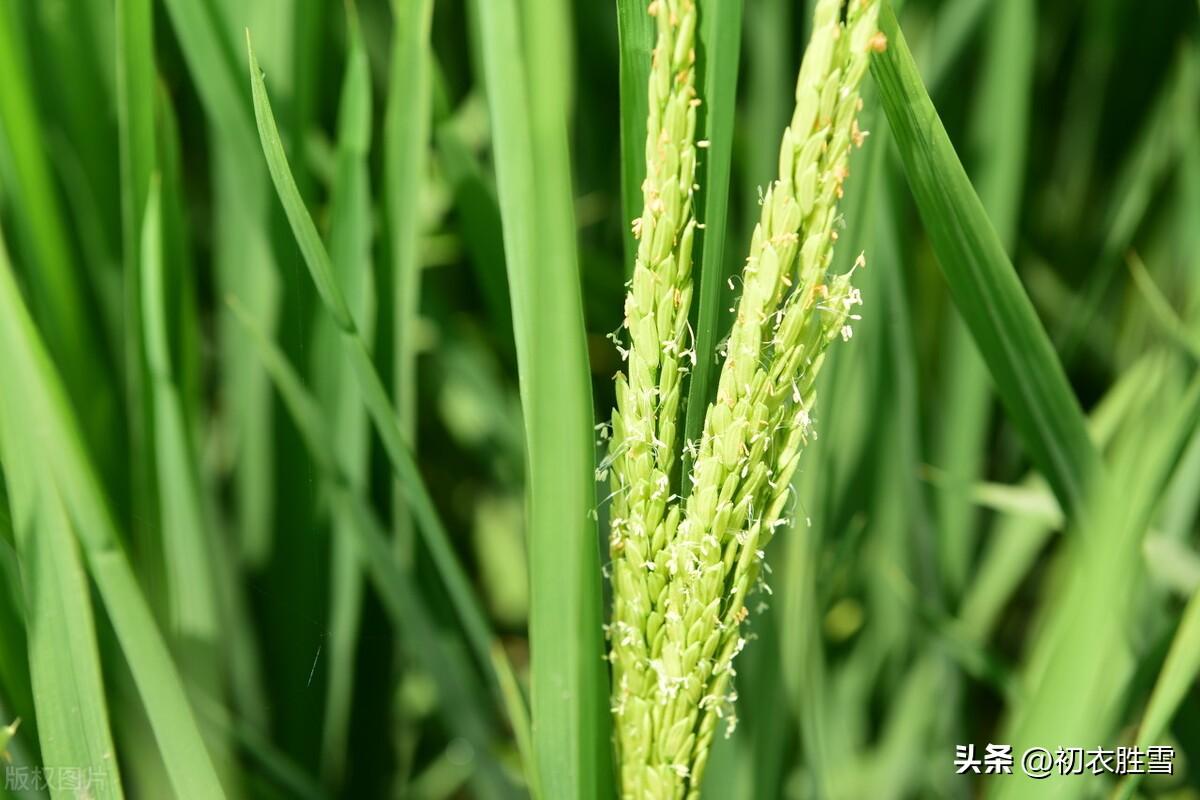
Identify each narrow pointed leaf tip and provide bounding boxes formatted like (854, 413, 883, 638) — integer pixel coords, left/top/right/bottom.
(246, 30, 355, 332)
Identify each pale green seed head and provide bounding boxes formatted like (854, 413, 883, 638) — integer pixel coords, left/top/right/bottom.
(609, 1, 881, 796)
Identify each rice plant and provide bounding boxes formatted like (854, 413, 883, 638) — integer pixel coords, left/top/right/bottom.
(0, 0, 1198, 799)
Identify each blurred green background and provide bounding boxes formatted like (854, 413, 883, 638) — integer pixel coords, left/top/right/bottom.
(0, 0, 1199, 798)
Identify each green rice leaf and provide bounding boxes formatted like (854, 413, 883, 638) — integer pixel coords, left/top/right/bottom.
(1057, 49, 1194, 359)
(0, 232, 224, 799)
(0, 240, 124, 797)
(115, 0, 157, 311)
(958, 352, 1166, 642)
(247, 35, 353, 332)
(933, 0, 1034, 596)
(161, 0, 255, 154)
(0, 4, 86, 357)
(247, 34, 496, 679)
(0, 529, 34, 758)
(740, 0, 791, 219)
(1127, 252, 1200, 363)
(490, 641, 539, 799)
(0, 0, 114, 469)
(616, 0, 654, 276)
(211, 144, 279, 569)
(226, 301, 516, 800)
(871, 2, 1103, 522)
(190, 692, 326, 800)
(997, 370, 1200, 800)
(142, 173, 260, 777)
(174, 0, 280, 568)
(385, 0, 434, 563)
(476, 0, 613, 795)
(3, 483, 124, 800)
(316, 8, 375, 785)
(140, 181, 220, 646)
(682, 0, 743, 485)
(113, 0, 165, 601)
(1114, 587, 1200, 800)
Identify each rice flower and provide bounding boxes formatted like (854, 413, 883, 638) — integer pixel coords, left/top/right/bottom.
(606, 0, 700, 789)
(608, 1, 882, 796)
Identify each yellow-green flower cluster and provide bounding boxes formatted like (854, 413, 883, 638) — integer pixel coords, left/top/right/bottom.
(607, 0, 700, 793)
(608, 1, 881, 797)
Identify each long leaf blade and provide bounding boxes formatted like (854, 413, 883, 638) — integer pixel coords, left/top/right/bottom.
(227, 300, 516, 799)
(141, 182, 220, 646)
(0, 232, 224, 799)
(616, 0, 654, 277)
(870, 2, 1103, 521)
(246, 33, 497, 680)
(1115, 587, 1200, 800)
(385, 0, 435, 562)
(476, 0, 613, 795)
(682, 0, 744, 484)
(317, 8, 375, 784)
(0, 0, 116, 482)
(0, 271, 124, 798)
